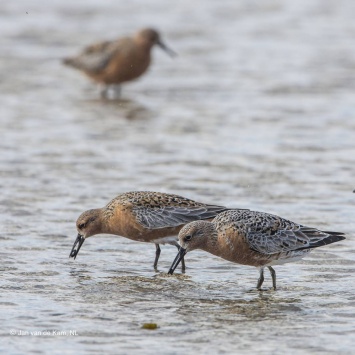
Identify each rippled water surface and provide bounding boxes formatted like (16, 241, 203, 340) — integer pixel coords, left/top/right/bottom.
(1, 0, 355, 354)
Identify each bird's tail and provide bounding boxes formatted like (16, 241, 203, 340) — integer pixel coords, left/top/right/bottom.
(300, 229, 346, 250)
(317, 231, 346, 246)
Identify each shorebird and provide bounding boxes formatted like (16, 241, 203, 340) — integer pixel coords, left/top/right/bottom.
(69, 191, 230, 270)
(63, 28, 175, 98)
(168, 210, 345, 290)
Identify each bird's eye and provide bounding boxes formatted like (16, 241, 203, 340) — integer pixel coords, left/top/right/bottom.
(184, 235, 192, 241)
(78, 223, 86, 229)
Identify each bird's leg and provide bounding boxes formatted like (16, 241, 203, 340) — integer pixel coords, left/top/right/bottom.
(154, 244, 161, 270)
(257, 267, 265, 290)
(113, 85, 121, 99)
(99, 84, 109, 99)
(267, 266, 277, 290)
(173, 242, 186, 272)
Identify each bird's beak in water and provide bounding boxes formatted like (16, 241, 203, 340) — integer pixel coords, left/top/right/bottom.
(157, 40, 177, 57)
(69, 234, 85, 260)
(168, 247, 187, 274)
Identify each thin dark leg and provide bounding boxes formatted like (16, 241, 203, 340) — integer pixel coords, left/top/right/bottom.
(100, 85, 109, 99)
(154, 244, 161, 269)
(268, 266, 277, 290)
(113, 85, 121, 98)
(257, 267, 264, 290)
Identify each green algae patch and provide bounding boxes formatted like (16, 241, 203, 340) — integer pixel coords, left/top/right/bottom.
(142, 323, 158, 330)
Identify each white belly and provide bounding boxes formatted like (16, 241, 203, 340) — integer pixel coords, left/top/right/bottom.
(266, 249, 311, 266)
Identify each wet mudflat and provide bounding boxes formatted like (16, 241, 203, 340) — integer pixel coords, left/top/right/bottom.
(1, 0, 355, 354)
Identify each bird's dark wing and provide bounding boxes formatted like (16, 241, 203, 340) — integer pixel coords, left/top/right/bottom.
(245, 214, 345, 254)
(133, 204, 229, 229)
(65, 40, 123, 73)
(215, 210, 345, 255)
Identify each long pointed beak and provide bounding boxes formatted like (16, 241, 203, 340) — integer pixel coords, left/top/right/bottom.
(69, 233, 85, 260)
(157, 40, 177, 57)
(168, 247, 187, 274)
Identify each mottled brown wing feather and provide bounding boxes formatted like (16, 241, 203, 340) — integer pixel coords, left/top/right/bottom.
(133, 205, 229, 229)
(82, 40, 113, 54)
(68, 40, 122, 74)
(213, 210, 345, 255)
(244, 216, 345, 254)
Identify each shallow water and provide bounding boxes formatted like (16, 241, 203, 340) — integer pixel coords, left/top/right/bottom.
(1, 0, 355, 354)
